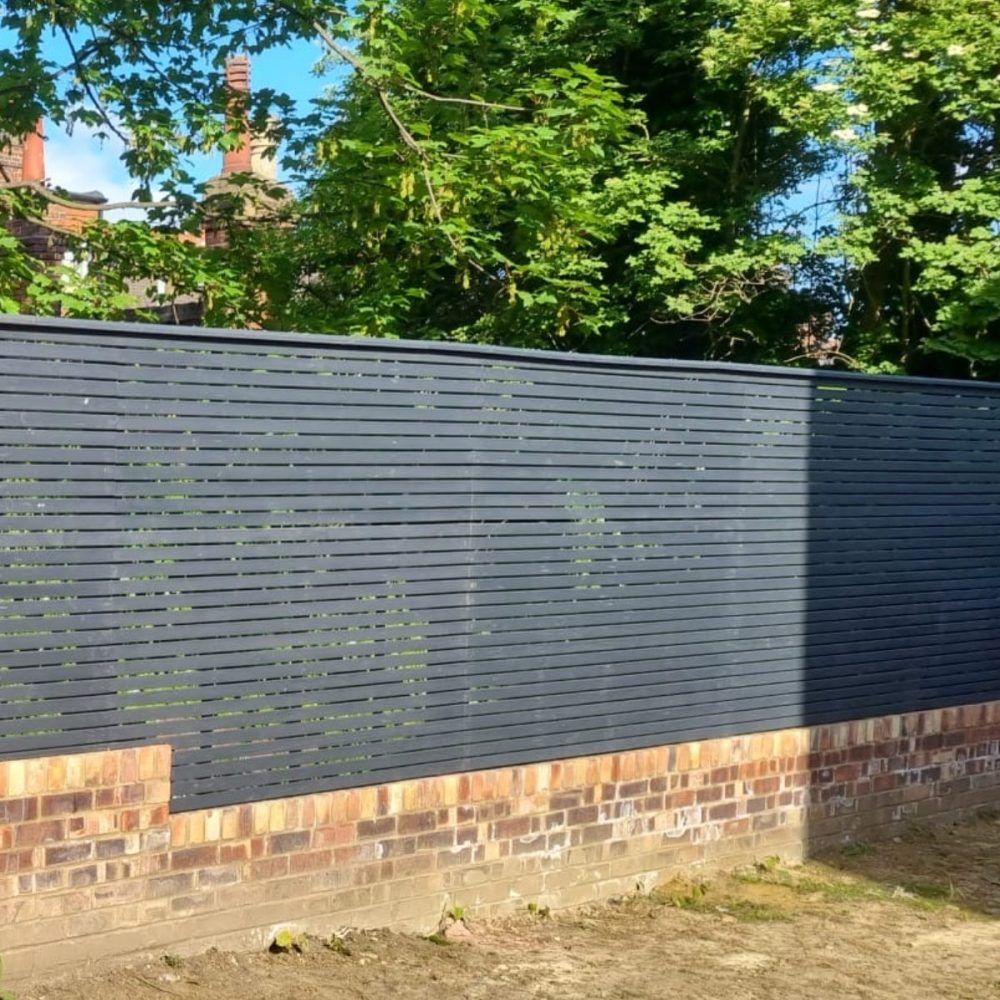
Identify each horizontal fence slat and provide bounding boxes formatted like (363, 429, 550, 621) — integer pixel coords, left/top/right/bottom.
(1, 570, 998, 646)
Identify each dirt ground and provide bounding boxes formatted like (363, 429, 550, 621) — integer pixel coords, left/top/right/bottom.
(20, 813, 1000, 1000)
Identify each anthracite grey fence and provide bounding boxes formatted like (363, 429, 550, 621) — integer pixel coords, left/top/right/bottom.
(2, 315, 999, 810)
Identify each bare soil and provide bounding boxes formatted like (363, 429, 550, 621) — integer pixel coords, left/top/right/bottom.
(20, 813, 1000, 1000)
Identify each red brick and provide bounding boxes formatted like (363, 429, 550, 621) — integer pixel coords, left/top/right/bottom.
(34, 869, 65, 892)
(269, 831, 310, 854)
(357, 817, 395, 839)
(0, 850, 35, 875)
(512, 834, 547, 855)
(16, 820, 65, 847)
(416, 829, 454, 851)
(0, 798, 38, 824)
(665, 789, 696, 808)
(492, 816, 531, 839)
(104, 860, 134, 881)
(121, 809, 142, 832)
(708, 802, 737, 821)
(550, 793, 582, 810)
(220, 842, 250, 864)
(398, 811, 436, 835)
(376, 837, 416, 858)
(475, 801, 511, 822)
(97, 837, 129, 860)
(1, 702, 998, 975)
(69, 864, 100, 888)
(619, 780, 649, 798)
(44, 842, 92, 866)
(316, 823, 357, 848)
(710, 767, 737, 784)
(147, 804, 169, 827)
(567, 805, 599, 826)
(238, 805, 253, 838)
(288, 849, 333, 874)
(873, 773, 899, 793)
(40, 791, 93, 817)
(171, 845, 219, 870)
(122, 783, 146, 804)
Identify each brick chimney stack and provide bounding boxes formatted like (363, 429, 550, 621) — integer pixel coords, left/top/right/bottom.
(21, 119, 45, 183)
(222, 55, 253, 176)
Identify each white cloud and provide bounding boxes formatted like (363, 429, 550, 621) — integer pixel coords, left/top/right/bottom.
(43, 127, 144, 221)
(43, 125, 209, 221)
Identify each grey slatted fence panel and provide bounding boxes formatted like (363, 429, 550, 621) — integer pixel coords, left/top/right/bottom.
(2, 316, 1000, 810)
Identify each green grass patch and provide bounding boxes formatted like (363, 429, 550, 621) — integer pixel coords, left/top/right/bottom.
(645, 880, 790, 922)
(733, 861, 957, 912)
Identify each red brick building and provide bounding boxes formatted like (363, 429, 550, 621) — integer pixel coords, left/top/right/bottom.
(1, 56, 284, 321)
(0, 119, 108, 265)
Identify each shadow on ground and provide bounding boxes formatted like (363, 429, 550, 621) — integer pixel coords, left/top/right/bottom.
(809, 808, 1000, 917)
(644, 817, 1000, 925)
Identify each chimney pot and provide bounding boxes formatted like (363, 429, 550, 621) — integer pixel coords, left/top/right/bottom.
(222, 55, 253, 175)
(225, 54, 251, 93)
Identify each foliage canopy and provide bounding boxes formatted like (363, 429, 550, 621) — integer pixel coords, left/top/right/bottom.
(1, 0, 998, 376)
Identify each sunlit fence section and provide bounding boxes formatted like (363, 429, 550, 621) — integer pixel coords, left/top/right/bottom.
(2, 315, 999, 810)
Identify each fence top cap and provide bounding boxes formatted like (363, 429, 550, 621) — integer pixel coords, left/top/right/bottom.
(1, 313, 998, 394)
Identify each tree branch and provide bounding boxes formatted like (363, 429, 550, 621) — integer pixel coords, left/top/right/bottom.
(376, 89, 426, 157)
(0, 207, 82, 241)
(0, 181, 172, 212)
(306, 13, 497, 277)
(783, 349, 864, 371)
(57, 24, 133, 149)
(394, 81, 528, 113)
(307, 14, 526, 114)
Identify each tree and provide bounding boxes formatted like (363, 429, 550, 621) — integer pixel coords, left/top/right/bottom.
(707, 0, 1000, 376)
(1, 1, 999, 378)
(229, 0, 842, 361)
(0, 1, 823, 357)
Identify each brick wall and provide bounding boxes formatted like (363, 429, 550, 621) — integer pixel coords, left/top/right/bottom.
(3, 701, 1000, 981)
(0, 134, 25, 182)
